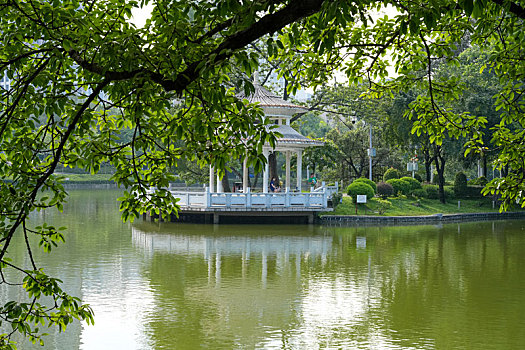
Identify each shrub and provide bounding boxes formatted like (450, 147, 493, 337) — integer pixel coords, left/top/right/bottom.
(383, 168, 401, 182)
(386, 178, 411, 195)
(464, 186, 484, 198)
(444, 187, 455, 200)
(353, 177, 377, 194)
(346, 182, 375, 202)
(376, 182, 394, 198)
(375, 198, 392, 214)
(454, 172, 468, 197)
(400, 176, 422, 193)
(423, 185, 439, 199)
(470, 176, 488, 186)
(411, 188, 427, 198)
(331, 192, 343, 209)
(431, 172, 439, 184)
(414, 173, 423, 183)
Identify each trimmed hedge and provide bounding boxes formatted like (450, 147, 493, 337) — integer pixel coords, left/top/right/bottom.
(444, 187, 455, 200)
(346, 182, 375, 202)
(400, 176, 422, 193)
(463, 186, 484, 198)
(454, 172, 468, 197)
(331, 192, 343, 209)
(421, 185, 455, 200)
(411, 188, 427, 198)
(377, 182, 394, 198)
(353, 177, 377, 194)
(383, 168, 401, 182)
(386, 178, 411, 195)
(470, 176, 488, 186)
(423, 185, 439, 199)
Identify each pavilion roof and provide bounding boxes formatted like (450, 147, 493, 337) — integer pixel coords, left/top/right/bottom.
(270, 125, 324, 148)
(237, 82, 309, 116)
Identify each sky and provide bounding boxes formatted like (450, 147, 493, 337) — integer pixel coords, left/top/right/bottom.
(129, 3, 398, 88)
(130, 4, 153, 28)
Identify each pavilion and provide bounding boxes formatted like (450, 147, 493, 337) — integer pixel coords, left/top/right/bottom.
(208, 75, 325, 194)
(148, 76, 337, 224)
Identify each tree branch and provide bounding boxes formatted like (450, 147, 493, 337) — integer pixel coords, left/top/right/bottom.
(490, 0, 525, 19)
(70, 0, 328, 94)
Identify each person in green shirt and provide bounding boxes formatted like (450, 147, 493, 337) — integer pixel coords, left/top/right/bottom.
(307, 173, 317, 187)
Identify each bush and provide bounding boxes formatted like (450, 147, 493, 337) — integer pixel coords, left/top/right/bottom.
(400, 176, 422, 193)
(353, 177, 377, 194)
(411, 188, 427, 198)
(445, 187, 455, 200)
(454, 172, 468, 197)
(414, 173, 423, 183)
(346, 182, 375, 202)
(376, 182, 394, 198)
(375, 198, 392, 214)
(423, 185, 439, 199)
(383, 168, 401, 182)
(331, 192, 343, 209)
(431, 172, 439, 184)
(386, 178, 411, 195)
(470, 176, 488, 186)
(463, 186, 484, 198)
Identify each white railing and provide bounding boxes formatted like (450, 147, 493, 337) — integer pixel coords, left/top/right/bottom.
(149, 187, 330, 210)
(147, 181, 339, 210)
(311, 181, 338, 199)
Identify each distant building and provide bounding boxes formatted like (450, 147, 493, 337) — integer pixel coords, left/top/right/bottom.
(1, 72, 9, 90)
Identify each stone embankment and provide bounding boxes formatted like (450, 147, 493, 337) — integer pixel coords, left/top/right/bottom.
(320, 211, 525, 225)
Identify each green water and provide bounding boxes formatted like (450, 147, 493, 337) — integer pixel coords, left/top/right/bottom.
(5, 189, 525, 349)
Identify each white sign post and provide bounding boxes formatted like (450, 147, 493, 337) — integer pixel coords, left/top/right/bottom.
(355, 195, 367, 215)
(356, 195, 367, 203)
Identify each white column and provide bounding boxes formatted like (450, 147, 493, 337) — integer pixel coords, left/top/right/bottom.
(285, 150, 291, 191)
(217, 173, 223, 193)
(263, 149, 270, 193)
(243, 157, 248, 193)
(369, 123, 373, 181)
(209, 165, 215, 193)
(296, 149, 302, 192)
(215, 250, 221, 284)
(262, 249, 267, 289)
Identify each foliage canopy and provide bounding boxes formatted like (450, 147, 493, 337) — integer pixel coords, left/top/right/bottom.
(1, 0, 525, 347)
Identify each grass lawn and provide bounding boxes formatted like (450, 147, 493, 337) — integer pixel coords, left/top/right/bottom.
(55, 173, 114, 182)
(323, 195, 509, 216)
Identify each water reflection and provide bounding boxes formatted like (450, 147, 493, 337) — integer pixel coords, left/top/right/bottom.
(3, 190, 525, 349)
(131, 220, 525, 349)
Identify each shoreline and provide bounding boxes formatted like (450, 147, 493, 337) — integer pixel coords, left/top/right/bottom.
(319, 211, 525, 226)
(56, 186, 525, 226)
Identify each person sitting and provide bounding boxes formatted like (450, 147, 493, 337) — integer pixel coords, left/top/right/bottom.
(270, 177, 280, 192)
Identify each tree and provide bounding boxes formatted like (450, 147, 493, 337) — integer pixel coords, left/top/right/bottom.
(2, 0, 525, 347)
(0, 1, 327, 347)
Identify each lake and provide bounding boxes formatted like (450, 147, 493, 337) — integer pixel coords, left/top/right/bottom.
(5, 189, 525, 349)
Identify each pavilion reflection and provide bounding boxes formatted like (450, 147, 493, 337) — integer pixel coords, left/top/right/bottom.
(131, 222, 332, 287)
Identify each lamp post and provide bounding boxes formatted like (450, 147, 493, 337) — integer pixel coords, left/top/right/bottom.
(351, 113, 375, 181)
(367, 123, 375, 181)
(407, 144, 418, 178)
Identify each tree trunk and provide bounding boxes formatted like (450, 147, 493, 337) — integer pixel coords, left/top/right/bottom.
(269, 151, 280, 185)
(433, 145, 446, 204)
(253, 172, 260, 188)
(482, 153, 488, 178)
(283, 77, 289, 101)
(423, 146, 432, 183)
(230, 161, 243, 183)
(346, 159, 359, 180)
(221, 175, 231, 192)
